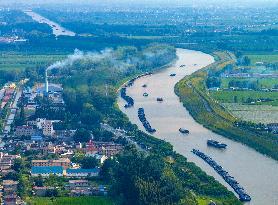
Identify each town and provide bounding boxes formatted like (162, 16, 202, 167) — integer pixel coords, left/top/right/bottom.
(0, 79, 129, 204)
(0, 1, 277, 205)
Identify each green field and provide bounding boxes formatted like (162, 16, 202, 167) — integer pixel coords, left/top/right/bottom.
(210, 90, 278, 106)
(246, 54, 278, 65)
(175, 51, 278, 160)
(196, 197, 225, 205)
(220, 78, 278, 89)
(0, 53, 66, 71)
(26, 196, 115, 205)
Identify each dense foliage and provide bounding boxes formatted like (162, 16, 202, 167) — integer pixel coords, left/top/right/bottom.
(56, 45, 240, 205)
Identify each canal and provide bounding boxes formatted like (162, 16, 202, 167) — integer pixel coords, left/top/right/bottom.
(118, 48, 278, 205)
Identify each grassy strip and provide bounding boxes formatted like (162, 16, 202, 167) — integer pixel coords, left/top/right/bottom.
(26, 196, 115, 205)
(246, 54, 278, 65)
(175, 51, 278, 161)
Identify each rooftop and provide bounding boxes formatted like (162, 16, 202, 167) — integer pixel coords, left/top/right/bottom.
(32, 158, 70, 163)
(69, 180, 89, 183)
(3, 180, 18, 185)
(31, 166, 63, 174)
(66, 168, 100, 174)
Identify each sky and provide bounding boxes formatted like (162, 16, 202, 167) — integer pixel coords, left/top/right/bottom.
(0, 0, 277, 7)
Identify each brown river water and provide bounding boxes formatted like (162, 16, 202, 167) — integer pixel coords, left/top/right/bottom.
(118, 48, 278, 205)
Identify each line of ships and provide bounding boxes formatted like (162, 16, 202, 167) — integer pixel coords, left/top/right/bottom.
(120, 71, 251, 202)
(192, 149, 251, 202)
(138, 108, 156, 133)
(120, 72, 153, 108)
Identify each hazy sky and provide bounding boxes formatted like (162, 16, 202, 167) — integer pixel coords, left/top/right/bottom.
(0, 0, 277, 7)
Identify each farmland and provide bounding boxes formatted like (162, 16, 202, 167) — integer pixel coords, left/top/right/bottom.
(0, 52, 66, 71)
(222, 103, 278, 124)
(246, 54, 278, 65)
(26, 196, 115, 205)
(175, 51, 278, 160)
(209, 90, 278, 106)
(220, 78, 278, 89)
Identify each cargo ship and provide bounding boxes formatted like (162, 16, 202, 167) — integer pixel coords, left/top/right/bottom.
(156, 97, 163, 102)
(179, 128, 189, 134)
(207, 139, 227, 149)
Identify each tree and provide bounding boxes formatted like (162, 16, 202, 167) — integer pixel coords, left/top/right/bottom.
(206, 77, 221, 88)
(239, 56, 251, 66)
(12, 158, 25, 172)
(81, 157, 99, 169)
(2, 172, 19, 181)
(46, 189, 58, 197)
(233, 96, 238, 103)
(73, 128, 91, 143)
(34, 175, 44, 187)
(109, 148, 184, 205)
(100, 158, 118, 181)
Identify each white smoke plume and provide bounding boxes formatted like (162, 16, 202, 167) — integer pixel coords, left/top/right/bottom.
(46, 48, 133, 72)
(45, 45, 174, 76)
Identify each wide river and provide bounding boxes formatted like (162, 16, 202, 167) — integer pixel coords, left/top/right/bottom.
(24, 10, 75, 37)
(117, 49, 278, 205)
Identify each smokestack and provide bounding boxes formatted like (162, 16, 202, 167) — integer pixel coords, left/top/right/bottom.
(45, 69, 49, 93)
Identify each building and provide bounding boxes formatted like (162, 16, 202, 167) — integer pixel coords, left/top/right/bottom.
(3, 193, 17, 205)
(41, 120, 54, 136)
(0, 153, 20, 170)
(42, 144, 67, 155)
(66, 168, 100, 178)
(94, 154, 108, 164)
(55, 129, 76, 137)
(68, 180, 90, 189)
(32, 158, 70, 169)
(31, 135, 43, 141)
(33, 186, 55, 197)
(70, 188, 92, 196)
(3, 180, 18, 194)
(267, 123, 278, 133)
(94, 141, 123, 157)
(15, 126, 36, 137)
(98, 147, 122, 158)
(85, 140, 98, 157)
(31, 166, 64, 177)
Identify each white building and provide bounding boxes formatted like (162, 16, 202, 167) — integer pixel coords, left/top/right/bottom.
(41, 120, 54, 136)
(66, 168, 100, 178)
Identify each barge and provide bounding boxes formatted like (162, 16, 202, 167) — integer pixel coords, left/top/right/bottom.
(191, 149, 251, 202)
(179, 128, 189, 134)
(120, 87, 134, 108)
(157, 97, 163, 102)
(207, 139, 227, 149)
(138, 108, 156, 133)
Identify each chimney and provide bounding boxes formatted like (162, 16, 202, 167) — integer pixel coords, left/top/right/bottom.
(45, 69, 49, 93)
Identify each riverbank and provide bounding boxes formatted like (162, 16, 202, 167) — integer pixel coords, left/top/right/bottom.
(116, 49, 242, 205)
(175, 51, 278, 161)
(118, 48, 278, 205)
